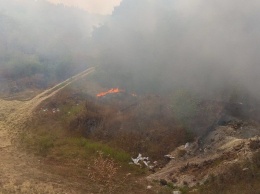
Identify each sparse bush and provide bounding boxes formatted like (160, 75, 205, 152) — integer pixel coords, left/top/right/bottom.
(61, 137, 131, 163)
(167, 182, 175, 189)
(180, 186, 189, 194)
(87, 151, 122, 193)
(249, 139, 260, 150)
(252, 150, 260, 168)
(37, 136, 55, 156)
(177, 149, 187, 158)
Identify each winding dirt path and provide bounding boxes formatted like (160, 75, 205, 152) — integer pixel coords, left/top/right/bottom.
(0, 67, 95, 194)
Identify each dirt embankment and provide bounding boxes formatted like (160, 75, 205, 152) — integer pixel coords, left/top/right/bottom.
(147, 119, 260, 187)
(0, 67, 95, 194)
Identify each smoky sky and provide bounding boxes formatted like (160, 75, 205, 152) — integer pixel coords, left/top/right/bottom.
(0, 0, 104, 84)
(1, 0, 260, 100)
(47, 0, 122, 15)
(92, 0, 260, 99)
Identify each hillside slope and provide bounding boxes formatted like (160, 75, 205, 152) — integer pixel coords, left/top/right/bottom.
(147, 117, 260, 190)
(0, 67, 95, 193)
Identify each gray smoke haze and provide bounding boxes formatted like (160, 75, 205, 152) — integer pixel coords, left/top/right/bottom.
(92, 0, 260, 100)
(0, 0, 105, 92)
(1, 0, 260, 102)
(0, 0, 105, 60)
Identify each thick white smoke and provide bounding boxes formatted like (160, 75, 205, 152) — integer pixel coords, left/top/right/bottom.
(92, 0, 260, 99)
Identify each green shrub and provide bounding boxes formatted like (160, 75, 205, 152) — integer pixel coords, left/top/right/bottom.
(37, 136, 55, 156)
(64, 137, 130, 163)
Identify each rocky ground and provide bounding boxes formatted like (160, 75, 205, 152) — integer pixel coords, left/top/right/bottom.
(148, 118, 260, 188)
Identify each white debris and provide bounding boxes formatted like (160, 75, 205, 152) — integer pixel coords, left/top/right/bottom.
(132, 153, 144, 164)
(147, 185, 152, 190)
(185, 142, 190, 149)
(164, 154, 175, 159)
(143, 160, 150, 167)
(148, 161, 158, 170)
(41, 107, 61, 114)
(50, 108, 61, 114)
(137, 153, 142, 159)
(131, 153, 152, 168)
(132, 158, 141, 166)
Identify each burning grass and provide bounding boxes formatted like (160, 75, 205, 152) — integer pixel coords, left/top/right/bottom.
(96, 88, 124, 97)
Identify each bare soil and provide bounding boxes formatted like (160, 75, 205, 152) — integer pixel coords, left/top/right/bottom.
(0, 67, 95, 194)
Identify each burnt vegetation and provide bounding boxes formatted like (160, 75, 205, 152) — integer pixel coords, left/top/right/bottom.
(2, 0, 260, 193)
(24, 78, 260, 193)
(33, 86, 194, 161)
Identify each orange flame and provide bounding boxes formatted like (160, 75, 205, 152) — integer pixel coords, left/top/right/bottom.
(97, 88, 124, 97)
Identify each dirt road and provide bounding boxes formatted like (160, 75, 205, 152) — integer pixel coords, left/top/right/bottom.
(0, 67, 95, 194)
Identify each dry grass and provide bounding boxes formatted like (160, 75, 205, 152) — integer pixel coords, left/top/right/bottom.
(33, 86, 194, 161)
(19, 79, 230, 193)
(87, 151, 123, 193)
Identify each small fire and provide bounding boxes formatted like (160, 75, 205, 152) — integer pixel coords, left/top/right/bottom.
(97, 88, 124, 97)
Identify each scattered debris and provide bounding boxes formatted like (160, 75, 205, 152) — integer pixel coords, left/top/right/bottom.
(164, 154, 175, 159)
(40, 107, 60, 114)
(190, 189, 198, 193)
(131, 153, 149, 167)
(147, 185, 152, 190)
(143, 160, 150, 167)
(130, 153, 159, 171)
(185, 142, 190, 149)
(148, 121, 260, 188)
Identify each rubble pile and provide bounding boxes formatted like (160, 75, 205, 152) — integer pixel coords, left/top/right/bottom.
(147, 120, 260, 187)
